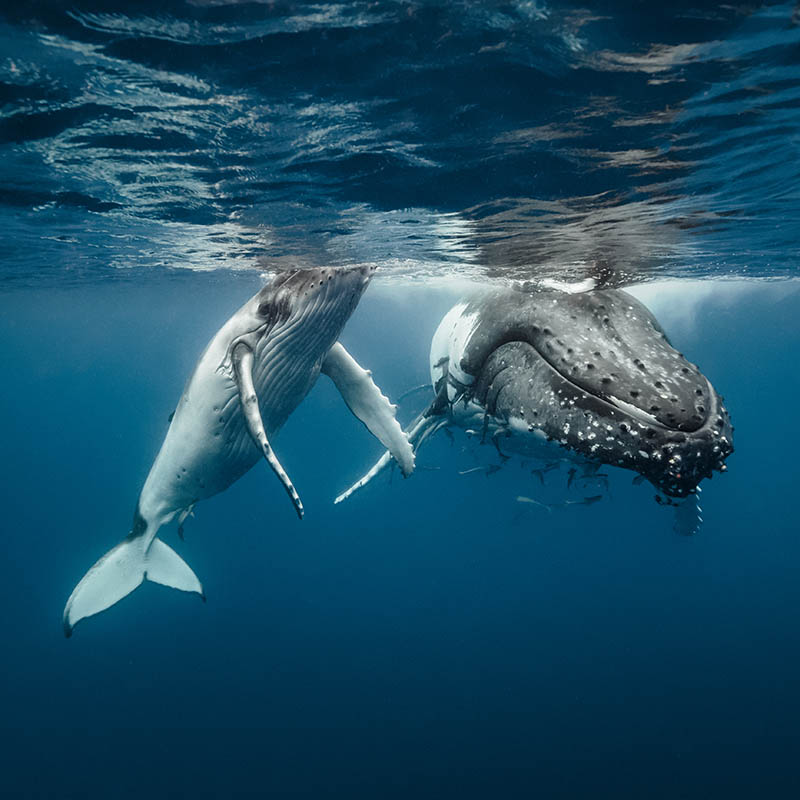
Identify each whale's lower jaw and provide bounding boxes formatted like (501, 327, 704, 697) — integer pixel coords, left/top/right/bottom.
(472, 340, 733, 498)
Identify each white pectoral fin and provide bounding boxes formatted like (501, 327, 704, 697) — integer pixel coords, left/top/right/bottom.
(335, 407, 446, 504)
(334, 450, 393, 504)
(233, 343, 304, 520)
(322, 342, 415, 477)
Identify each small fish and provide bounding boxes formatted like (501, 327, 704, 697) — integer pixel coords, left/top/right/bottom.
(580, 473, 609, 491)
(632, 474, 646, 486)
(565, 495, 603, 507)
(531, 462, 559, 484)
(517, 494, 602, 512)
(516, 495, 553, 513)
(481, 413, 490, 443)
(176, 507, 195, 541)
(458, 464, 502, 477)
(492, 430, 510, 462)
(567, 467, 577, 489)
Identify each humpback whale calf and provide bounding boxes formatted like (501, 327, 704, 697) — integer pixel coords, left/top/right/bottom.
(64, 266, 414, 636)
(337, 285, 733, 508)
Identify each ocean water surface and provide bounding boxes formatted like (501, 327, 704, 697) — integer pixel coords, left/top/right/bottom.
(2, 1, 800, 797)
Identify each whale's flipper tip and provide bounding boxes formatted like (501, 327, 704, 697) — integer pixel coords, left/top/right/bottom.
(335, 450, 394, 504)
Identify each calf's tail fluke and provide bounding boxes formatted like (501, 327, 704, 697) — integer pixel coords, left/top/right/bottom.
(62, 533, 204, 637)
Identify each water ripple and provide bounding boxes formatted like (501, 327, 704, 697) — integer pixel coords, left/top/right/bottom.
(0, 1, 798, 287)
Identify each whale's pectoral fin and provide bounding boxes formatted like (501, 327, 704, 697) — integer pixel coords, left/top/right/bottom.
(232, 342, 304, 520)
(334, 412, 446, 504)
(333, 373, 449, 505)
(322, 342, 415, 477)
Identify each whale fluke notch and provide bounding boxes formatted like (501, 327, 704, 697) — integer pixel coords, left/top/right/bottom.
(322, 342, 415, 477)
(232, 342, 304, 520)
(62, 533, 204, 637)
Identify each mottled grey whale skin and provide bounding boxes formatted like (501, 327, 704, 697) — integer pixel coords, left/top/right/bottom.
(338, 285, 733, 503)
(449, 287, 733, 498)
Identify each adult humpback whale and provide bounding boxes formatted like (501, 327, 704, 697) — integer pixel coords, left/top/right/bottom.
(337, 285, 733, 504)
(64, 266, 414, 636)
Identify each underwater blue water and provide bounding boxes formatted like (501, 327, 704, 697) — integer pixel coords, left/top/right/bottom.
(2, 1, 800, 798)
(3, 279, 800, 798)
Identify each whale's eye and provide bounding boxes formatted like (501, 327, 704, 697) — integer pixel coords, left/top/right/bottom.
(257, 294, 293, 323)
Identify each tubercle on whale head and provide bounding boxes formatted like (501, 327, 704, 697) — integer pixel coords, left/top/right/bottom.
(611, 402, 734, 498)
(223, 265, 377, 364)
(254, 264, 376, 322)
(481, 371, 733, 498)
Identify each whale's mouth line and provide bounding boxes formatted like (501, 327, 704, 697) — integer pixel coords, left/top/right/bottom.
(542, 351, 668, 428)
(484, 339, 716, 436)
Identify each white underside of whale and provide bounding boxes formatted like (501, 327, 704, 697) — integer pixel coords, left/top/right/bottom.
(63, 268, 414, 636)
